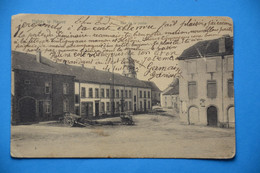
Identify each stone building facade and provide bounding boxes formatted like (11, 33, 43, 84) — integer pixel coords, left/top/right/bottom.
(161, 78, 179, 112)
(12, 50, 156, 123)
(177, 36, 234, 128)
(11, 51, 75, 124)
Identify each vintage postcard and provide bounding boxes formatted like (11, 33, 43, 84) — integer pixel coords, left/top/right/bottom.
(11, 14, 235, 158)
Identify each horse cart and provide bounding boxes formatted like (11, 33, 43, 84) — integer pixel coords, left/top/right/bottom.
(62, 112, 135, 127)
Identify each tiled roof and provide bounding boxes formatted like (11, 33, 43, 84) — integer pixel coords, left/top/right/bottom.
(162, 78, 179, 95)
(12, 51, 150, 88)
(12, 51, 73, 76)
(177, 36, 233, 60)
(142, 81, 161, 92)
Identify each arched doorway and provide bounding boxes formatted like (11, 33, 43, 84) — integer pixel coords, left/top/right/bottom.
(207, 106, 218, 126)
(19, 97, 36, 122)
(188, 106, 199, 125)
(228, 106, 235, 128)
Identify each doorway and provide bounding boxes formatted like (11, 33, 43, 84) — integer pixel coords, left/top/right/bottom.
(81, 102, 93, 118)
(188, 106, 199, 125)
(19, 97, 36, 122)
(95, 102, 99, 116)
(207, 106, 218, 126)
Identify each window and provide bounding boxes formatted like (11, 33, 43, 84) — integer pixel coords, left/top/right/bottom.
(95, 88, 99, 98)
(148, 91, 150, 98)
(45, 82, 51, 94)
(63, 99, 69, 112)
(129, 90, 132, 98)
(75, 94, 79, 104)
(144, 91, 146, 98)
(112, 101, 115, 112)
(140, 91, 142, 98)
(121, 90, 124, 98)
(106, 89, 110, 98)
(101, 102, 105, 113)
(206, 59, 217, 72)
(75, 106, 79, 115)
(81, 87, 86, 97)
(188, 81, 197, 99)
(207, 80, 217, 99)
(116, 89, 119, 98)
(116, 102, 120, 111)
(125, 90, 128, 98)
(148, 101, 151, 109)
(101, 88, 104, 98)
(187, 61, 197, 74)
(125, 101, 128, 110)
(227, 57, 234, 72)
(112, 89, 115, 98)
(45, 101, 51, 113)
(228, 79, 234, 98)
(63, 83, 69, 94)
(134, 96, 137, 102)
(89, 88, 93, 98)
(24, 80, 30, 84)
(140, 101, 142, 110)
(106, 102, 110, 112)
(129, 101, 132, 110)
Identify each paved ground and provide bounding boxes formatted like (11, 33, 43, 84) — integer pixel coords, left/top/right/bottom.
(11, 108, 235, 158)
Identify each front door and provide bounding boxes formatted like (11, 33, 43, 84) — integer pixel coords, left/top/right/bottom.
(95, 102, 99, 116)
(81, 102, 93, 118)
(19, 97, 36, 122)
(207, 106, 218, 126)
(188, 106, 199, 125)
(144, 100, 147, 112)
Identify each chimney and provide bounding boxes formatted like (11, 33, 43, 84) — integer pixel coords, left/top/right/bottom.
(36, 50, 41, 63)
(219, 36, 226, 53)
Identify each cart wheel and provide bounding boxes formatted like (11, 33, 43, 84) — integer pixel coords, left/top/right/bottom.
(69, 119, 75, 127)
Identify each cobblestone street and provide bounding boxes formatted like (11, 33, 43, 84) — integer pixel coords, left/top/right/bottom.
(11, 109, 235, 158)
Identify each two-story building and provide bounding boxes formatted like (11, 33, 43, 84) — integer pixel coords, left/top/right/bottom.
(177, 35, 234, 128)
(72, 50, 153, 118)
(143, 81, 161, 106)
(161, 78, 179, 112)
(12, 50, 155, 123)
(11, 51, 75, 124)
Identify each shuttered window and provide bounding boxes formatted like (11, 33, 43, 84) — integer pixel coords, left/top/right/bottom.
(101, 88, 104, 98)
(106, 102, 110, 112)
(207, 80, 217, 99)
(188, 81, 197, 99)
(101, 102, 105, 113)
(95, 88, 99, 98)
(81, 87, 86, 97)
(89, 88, 93, 98)
(187, 61, 197, 74)
(106, 89, 110, 98)
(228, 79, 234, 98)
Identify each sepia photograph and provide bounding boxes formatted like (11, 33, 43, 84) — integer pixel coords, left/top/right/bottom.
(11, 14, 235, 158)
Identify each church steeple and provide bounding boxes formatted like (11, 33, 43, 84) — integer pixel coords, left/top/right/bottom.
(122, 50, 137, 78)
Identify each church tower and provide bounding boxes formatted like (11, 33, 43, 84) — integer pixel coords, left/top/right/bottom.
(122, 50, 137, 78)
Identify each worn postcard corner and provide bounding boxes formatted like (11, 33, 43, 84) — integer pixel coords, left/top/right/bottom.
(11, 14, 235, 159)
